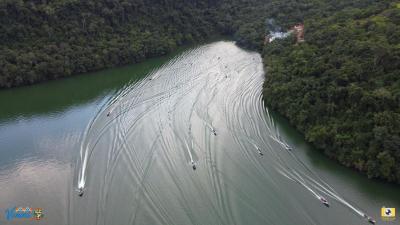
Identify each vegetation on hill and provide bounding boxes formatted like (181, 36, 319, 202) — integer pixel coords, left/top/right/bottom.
(263, 2, 400, 183)
(0, 0, 223, 88)
(1, 0, 399, 183)
(0, 0, 364, 87)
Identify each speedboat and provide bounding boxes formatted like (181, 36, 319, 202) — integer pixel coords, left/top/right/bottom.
(367, 217, 376, 224)
(78, 187, 84, 197)
(320, 197, 329, 207)
(191, 161, 196, 170)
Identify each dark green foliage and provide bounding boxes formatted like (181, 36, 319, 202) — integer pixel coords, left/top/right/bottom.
(0, 0, 371, 87)
(263, 2, 400, 183)
(1, 0, 399, 184)
(0, 0, 221, 88)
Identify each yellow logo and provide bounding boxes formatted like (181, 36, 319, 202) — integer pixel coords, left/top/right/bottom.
(381, 207, 395, 221)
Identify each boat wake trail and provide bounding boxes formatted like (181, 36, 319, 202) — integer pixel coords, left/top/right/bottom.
(71, 41, 372, 225)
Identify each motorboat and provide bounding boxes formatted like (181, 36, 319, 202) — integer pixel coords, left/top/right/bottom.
(191, 161, 196, 170)
(367, 217, 376, 224)
(78, 187, 84, 197)
(320, 197, 329, 207)
(284, 144, 292, 151)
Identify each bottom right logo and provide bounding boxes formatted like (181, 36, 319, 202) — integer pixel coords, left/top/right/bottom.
(381, 207, 396, 222)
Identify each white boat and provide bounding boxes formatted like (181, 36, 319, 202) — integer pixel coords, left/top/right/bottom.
(320, 197, 329, 207)
(78, 187, 84, 197)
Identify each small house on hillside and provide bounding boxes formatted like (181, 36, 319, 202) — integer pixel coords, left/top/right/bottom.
(264, 23, 305, 45)
(291, 23, 305, 43)
(264, 34, 273, 44)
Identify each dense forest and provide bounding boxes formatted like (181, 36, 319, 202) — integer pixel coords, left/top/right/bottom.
(0, 0, 223, 88)
(0, 0, 275, 88)
(0, 0, 370, 87)
(1, 0, 399, 183)
(263, 2, 400, 183)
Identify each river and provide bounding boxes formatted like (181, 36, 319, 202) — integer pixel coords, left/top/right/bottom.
(0, 41, 399, 225)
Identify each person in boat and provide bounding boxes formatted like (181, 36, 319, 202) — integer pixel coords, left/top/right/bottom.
(192, 162, 196, 170)
(320, 197, 329, 207)
(367, 217, 376, 224)
(78, 187, 84, 197)
(283, 143, 292, 151)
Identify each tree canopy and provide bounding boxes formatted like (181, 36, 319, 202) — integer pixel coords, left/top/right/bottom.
(263, 1, 400, 183)
(0, 0, 399, 183)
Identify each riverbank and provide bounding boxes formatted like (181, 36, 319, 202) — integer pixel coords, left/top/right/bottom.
(1, 41, 399, 225)
(1, 0, 398, 185)
(0, 0, 318, 88)
(0, 0, 224, 88)
(262, 2, 400, 184)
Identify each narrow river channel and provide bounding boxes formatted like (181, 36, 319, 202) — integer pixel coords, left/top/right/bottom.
(0, 41, 399, 225)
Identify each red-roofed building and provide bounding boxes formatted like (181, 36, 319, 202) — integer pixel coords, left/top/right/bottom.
(291, 23, 305, 43)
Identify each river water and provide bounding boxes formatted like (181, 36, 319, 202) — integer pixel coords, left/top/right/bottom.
(0, 41, 399, 225)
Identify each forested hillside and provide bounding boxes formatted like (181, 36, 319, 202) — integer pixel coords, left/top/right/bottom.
(1, 0, 399, 183)
(0, 0, 365, 88)
(263, 2, 400, 183)
(0, 0, 223, 88)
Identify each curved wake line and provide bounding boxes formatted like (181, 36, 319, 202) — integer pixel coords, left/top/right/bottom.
(72, 41, 372, 225)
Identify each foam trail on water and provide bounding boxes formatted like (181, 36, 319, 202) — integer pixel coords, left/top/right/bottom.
(290, 171, 321, 199)
(269, 135, 291, 150)
(205, 122, 216, 134)
(77, 147, 88, 189)
(71, 41, 373, 225)
(186, 140, 194, 164)
(278, 164, 365, 217)
(307, 178, 365, 217)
